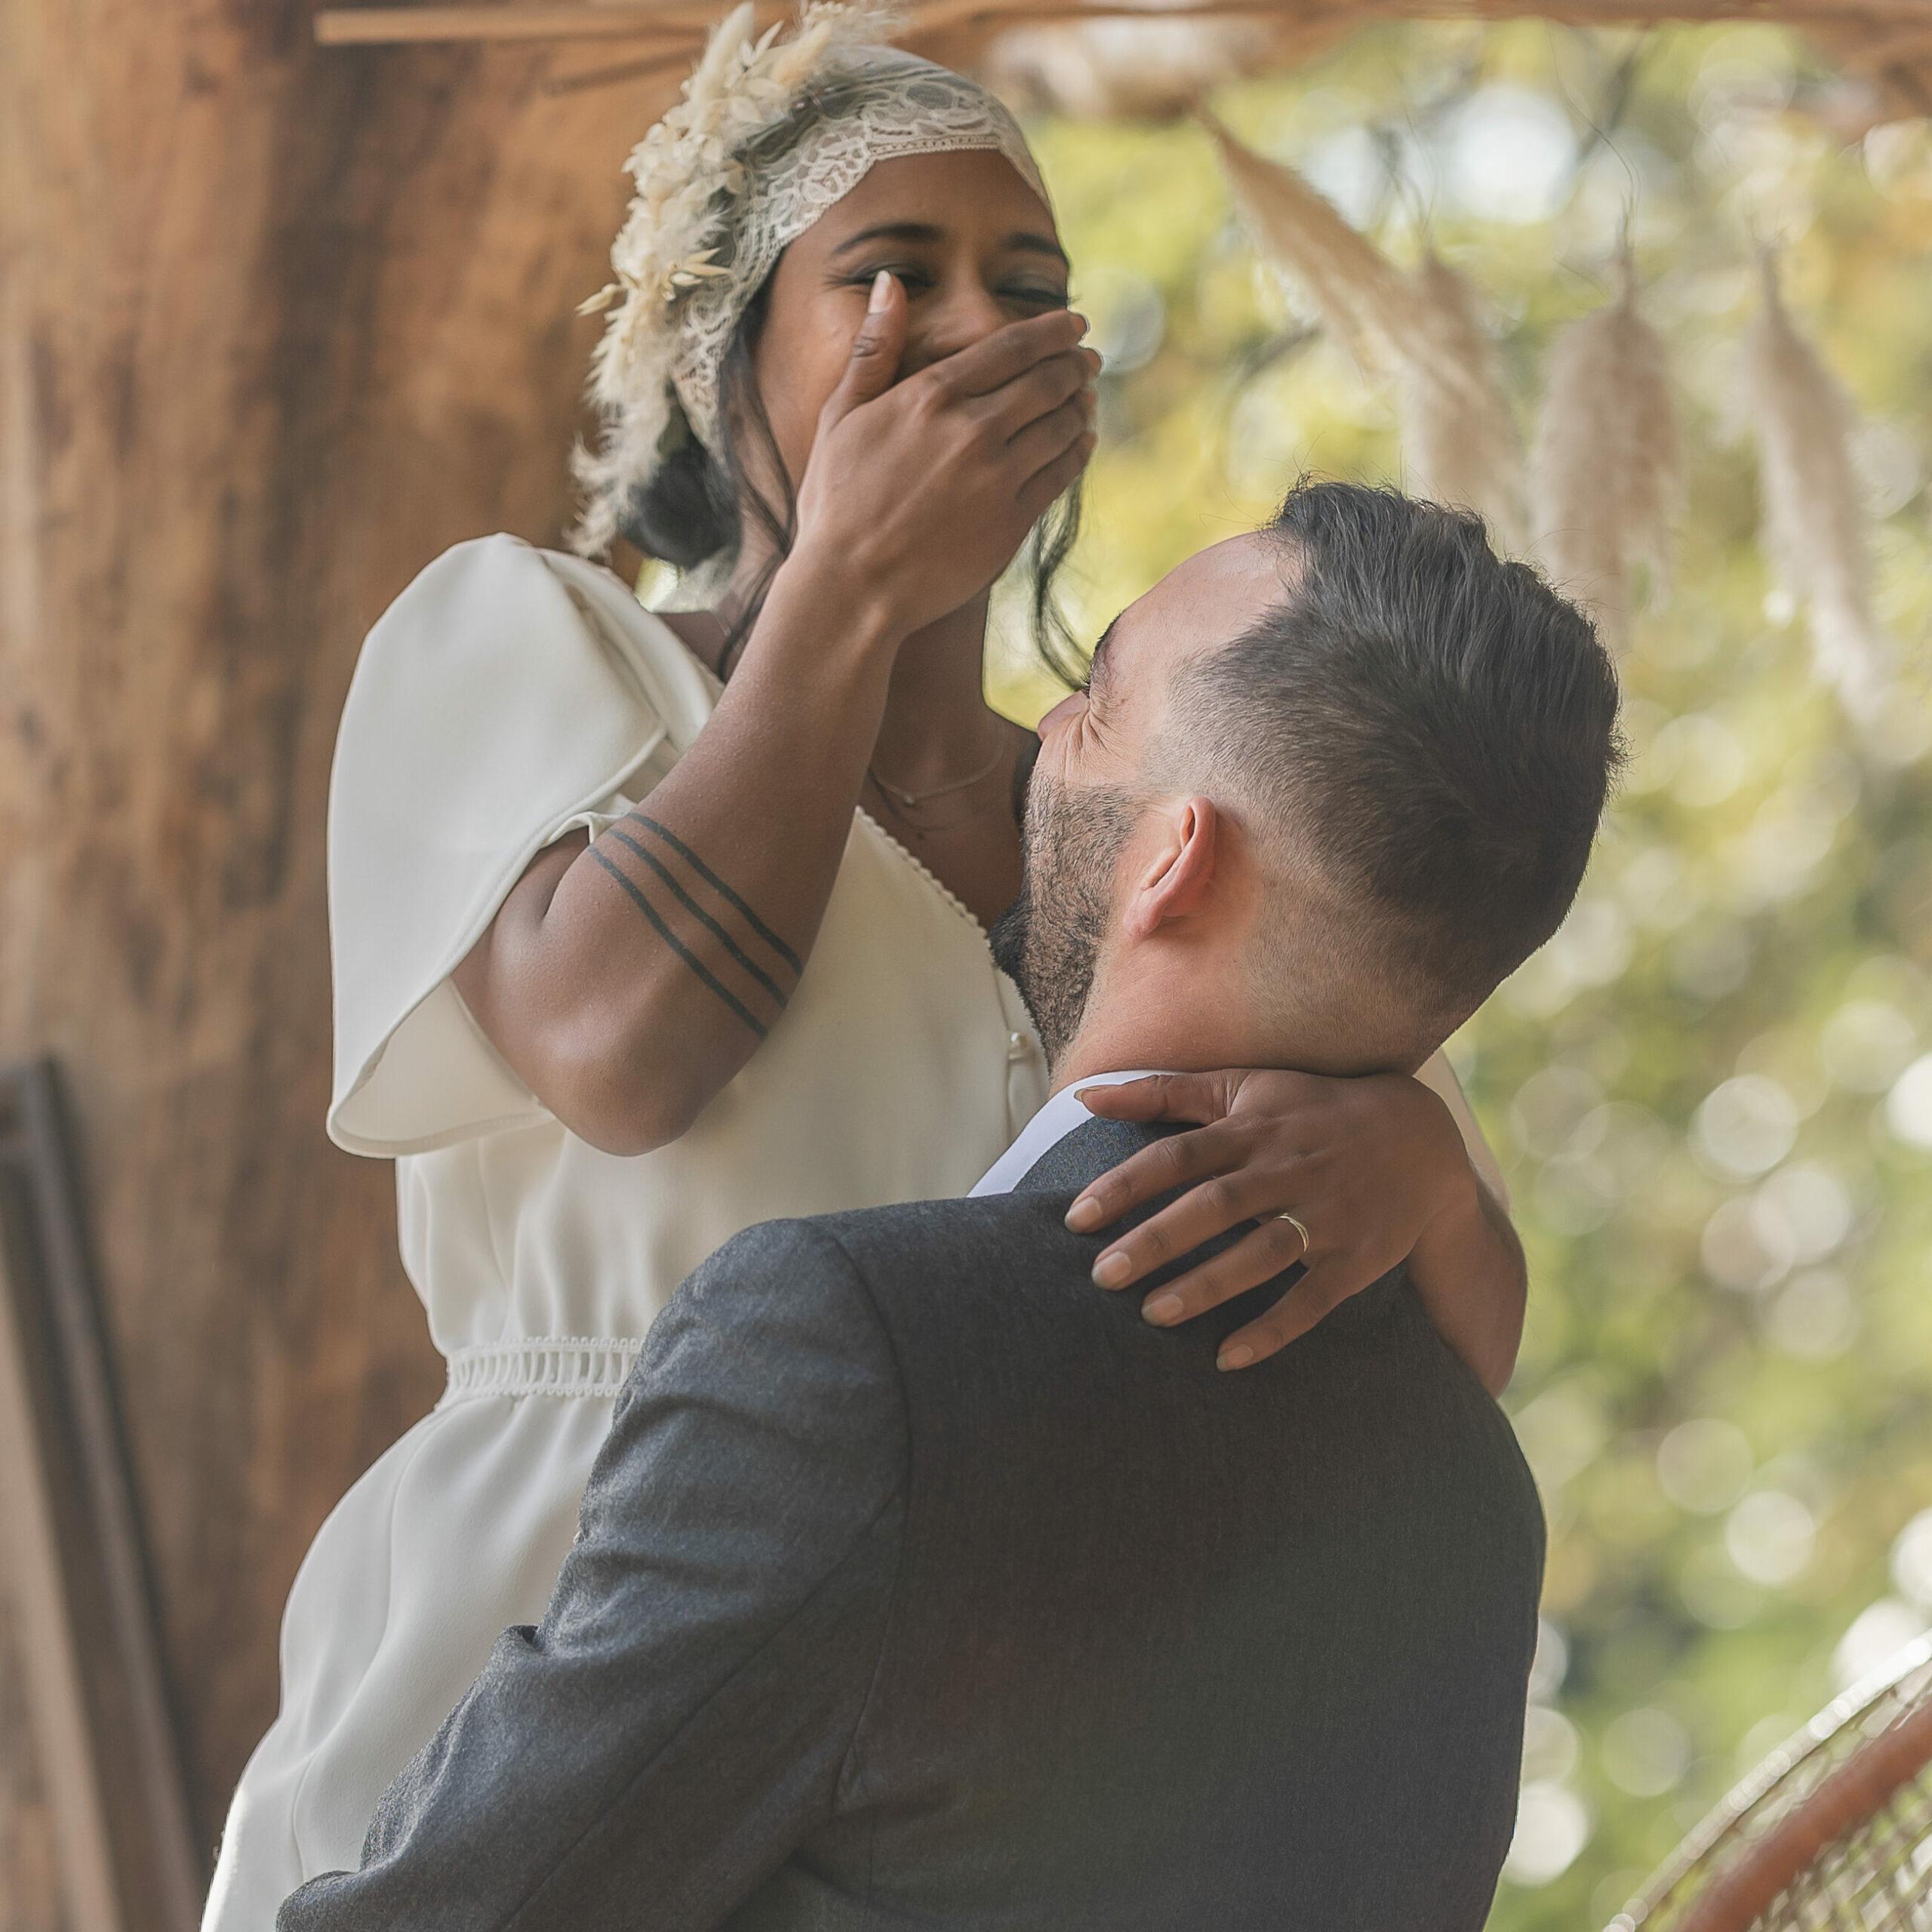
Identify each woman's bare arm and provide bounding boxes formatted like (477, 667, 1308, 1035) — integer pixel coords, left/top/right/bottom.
(454, 560, 900, 1154)
(453, 291, 1095, 1155)
(1405, 1168, 1527, 1396)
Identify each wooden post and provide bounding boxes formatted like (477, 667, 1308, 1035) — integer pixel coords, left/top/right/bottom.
(0, 1061, 200, 1932)
(0, 5, 669, 1915)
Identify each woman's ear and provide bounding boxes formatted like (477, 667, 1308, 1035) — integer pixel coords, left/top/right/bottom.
(1121, 798, 1220, 942)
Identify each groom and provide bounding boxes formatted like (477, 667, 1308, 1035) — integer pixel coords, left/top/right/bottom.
(281, 481, 1620, 1932)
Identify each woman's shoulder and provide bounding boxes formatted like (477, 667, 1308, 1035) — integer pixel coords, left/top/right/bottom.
(373, 531, 703, 641)
(343, 534, 718, 752)
(374, 533, 671, 657)
(379, 530, 571, 616)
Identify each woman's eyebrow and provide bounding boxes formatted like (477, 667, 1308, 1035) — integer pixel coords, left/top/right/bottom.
(1006, 232, 1071, 266)
(829, 221, 944, 257)
(829, 222, 1069, 268)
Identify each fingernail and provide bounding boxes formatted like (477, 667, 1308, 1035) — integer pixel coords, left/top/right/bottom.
(1091, 1252, 1132, 1289)
(1218, 1344, 1254, 1371)
(869, 269, 893, 312)
(1064, 1198, 1103, 1232)
(1144, 1293, 1184, 1326)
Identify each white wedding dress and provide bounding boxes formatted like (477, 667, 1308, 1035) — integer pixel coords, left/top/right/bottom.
(200, 534, 1052, 1930)
(201, 532, 1503, 1930)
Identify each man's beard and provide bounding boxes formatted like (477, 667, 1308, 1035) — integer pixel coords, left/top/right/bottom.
(989, 770, 1139, 1069)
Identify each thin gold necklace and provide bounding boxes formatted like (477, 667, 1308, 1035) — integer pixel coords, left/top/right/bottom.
(866, 738, 1007, 811)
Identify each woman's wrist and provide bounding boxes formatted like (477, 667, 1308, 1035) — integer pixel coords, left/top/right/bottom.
(1392, 1075, 1481, 1226)
(770, 540, 912, 663)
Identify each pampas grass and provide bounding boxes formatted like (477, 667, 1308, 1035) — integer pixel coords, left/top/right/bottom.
(1743, 248, 1894, 727)
(1528, 251, 1679, 648)
(1402, 252, 1527, 554)
(1205, 117, 1526, 551)
(1203, 112, 1417, 371)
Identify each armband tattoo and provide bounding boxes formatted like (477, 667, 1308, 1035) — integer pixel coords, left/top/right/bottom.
(589, 812, 801, 1038)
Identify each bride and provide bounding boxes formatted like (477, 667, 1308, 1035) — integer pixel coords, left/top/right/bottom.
(203, 10, 1530, 1925)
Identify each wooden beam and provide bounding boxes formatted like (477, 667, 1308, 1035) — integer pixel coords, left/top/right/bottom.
(544, 45, 697, 90)
(314, 0, 1932, 46)
(1840, 19, 1932, 69)
(0, 1063, 202, 1932)
(316, 5, 706, 42)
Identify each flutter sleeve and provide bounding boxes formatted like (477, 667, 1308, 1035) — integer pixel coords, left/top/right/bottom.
(324, 534, 717, 1157)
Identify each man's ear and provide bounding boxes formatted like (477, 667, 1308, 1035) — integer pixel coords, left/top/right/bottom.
(1121, 798, 1220, 942)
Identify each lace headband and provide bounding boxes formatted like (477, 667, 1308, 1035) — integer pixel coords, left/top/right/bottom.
(570, 2, 1051, 558)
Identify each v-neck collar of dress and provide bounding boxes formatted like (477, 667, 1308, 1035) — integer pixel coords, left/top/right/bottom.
(854, 807, 989, 939)
(645, 601, 997, 944)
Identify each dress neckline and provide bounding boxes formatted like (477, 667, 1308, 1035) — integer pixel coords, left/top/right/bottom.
(637, 589, 996, 941)
(856, 807, 989, 940)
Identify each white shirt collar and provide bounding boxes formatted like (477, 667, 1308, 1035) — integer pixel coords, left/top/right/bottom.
(969, 1070, 1170, 1198)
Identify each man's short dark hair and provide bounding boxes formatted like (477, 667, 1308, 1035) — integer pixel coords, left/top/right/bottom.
(1176, 480, 1623, 1040)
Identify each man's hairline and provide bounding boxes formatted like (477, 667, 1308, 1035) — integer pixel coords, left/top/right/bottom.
(1145, 528, 1471, 1063)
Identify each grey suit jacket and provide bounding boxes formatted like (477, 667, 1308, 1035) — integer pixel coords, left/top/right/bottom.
(279, 1118, 1544, 1932)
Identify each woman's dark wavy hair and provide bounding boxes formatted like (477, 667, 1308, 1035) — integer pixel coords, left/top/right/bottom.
(616, 149, 1086, 686)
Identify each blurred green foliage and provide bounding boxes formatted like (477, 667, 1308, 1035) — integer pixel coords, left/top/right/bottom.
(991, 23, 1932, 1924)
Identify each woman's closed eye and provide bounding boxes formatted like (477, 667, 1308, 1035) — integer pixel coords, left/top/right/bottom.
(1006, 278, 1072, 310)
(840, 268, 1068, 310)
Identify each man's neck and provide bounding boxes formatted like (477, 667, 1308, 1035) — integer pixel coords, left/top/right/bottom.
(1047, 1014, 1254, 1099)
(1047, 968, 1411, 1094)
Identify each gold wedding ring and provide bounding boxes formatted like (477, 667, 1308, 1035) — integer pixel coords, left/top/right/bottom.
(1275, 1211, 1312, 1255)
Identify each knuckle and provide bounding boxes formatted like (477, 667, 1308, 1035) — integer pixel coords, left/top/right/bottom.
(1198, 1174, 1238, 1219)
(1085, 1177, 1123, 1215)
(1264, 1158, 1303, 1195)
(1201, 1263, 1243, 1302)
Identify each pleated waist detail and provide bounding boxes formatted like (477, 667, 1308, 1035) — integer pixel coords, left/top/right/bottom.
(441, 1335, 647, 1403)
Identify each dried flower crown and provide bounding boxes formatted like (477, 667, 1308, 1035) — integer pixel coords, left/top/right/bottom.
(568, 0, 1048, 559)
